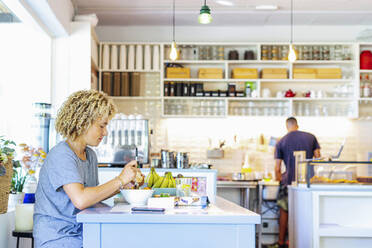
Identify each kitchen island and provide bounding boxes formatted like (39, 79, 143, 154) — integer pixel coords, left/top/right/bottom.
(77, 196, 260, 248)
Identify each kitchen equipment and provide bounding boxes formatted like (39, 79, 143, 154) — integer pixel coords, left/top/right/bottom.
(127, 45, 135, 70)
(110, 45, 118, 70)
(152, 45, 160, 70)
(244, 50, 255, 60)
(135, 45, 143, 70)
(285, 89, 296, 97)
(119, 45, 127, 70)
(32, 103, 51, 152)
(360, 50, 372, 69)
(94, 117, 149, 165)
(262, 88, 271, 98)
(176, 152, 189, 169)
(102, 44, 110, 70)
(262, 185, 279, 200)
(228, 50, 239, 60)
(161, 150, 175, 168)
(144, 45, 151, 70)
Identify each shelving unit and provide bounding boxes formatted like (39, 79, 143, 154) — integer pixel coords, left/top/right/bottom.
(91, 40, 372, 118)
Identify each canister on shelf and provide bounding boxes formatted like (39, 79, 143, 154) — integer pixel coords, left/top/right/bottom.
(164, 83, 170, 96)
(228, 50, 239, 60)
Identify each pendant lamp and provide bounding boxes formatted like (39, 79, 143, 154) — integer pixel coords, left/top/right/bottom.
(198, 0, 212, 24)
(288, 0, 296, 62)
(169, 0, 178, 61)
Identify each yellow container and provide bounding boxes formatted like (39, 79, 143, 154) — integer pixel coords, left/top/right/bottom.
(198, 68, 224, 79)
(166, 67, 190, 78)
(316, 68, 342, 79)
(231, 68, 258, 79)
(293, 68, 317, 79)
(261, 68, 288, 79)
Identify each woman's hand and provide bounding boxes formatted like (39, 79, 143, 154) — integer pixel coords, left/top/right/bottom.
(118, 160, 138, 186)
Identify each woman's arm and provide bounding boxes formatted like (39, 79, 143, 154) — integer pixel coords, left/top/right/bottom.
(63, 178, 122, 210)
(63, 161, 138, 210)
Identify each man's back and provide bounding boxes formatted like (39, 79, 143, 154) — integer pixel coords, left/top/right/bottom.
(275, 130, 320, 185)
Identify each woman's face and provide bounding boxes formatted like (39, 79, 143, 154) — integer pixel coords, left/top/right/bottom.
(84, 117, 109, 147)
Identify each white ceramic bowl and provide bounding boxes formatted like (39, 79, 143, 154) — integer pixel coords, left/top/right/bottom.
(120, 189, 154, 206)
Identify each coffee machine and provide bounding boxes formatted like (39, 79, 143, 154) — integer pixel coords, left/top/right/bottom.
(94, 116, 149, 166)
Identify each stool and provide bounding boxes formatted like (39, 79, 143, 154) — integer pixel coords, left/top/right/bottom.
(12, 230, 34, 248)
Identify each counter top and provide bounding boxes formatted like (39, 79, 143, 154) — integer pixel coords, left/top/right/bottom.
(77, 196, 260, 225)
(289, 183, 372, 191)
(217, 180, 258, 188)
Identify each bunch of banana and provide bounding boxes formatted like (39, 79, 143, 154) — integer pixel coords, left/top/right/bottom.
(152, 171, 177, 188)
(145, 167, 160, 188)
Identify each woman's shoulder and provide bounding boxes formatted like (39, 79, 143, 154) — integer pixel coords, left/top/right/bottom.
(47, 141, 75, 159)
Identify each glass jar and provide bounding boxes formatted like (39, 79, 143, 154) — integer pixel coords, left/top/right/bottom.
(261, 45, 269, 60)
(302, 46, 310, 60)
(281, 46, 288, 60)
(271, 45, 279, 60)
(343, 45, 352, 60)
(334, 45, 343, 60)
(313, 46, 320, 60)
(322, 46, 330, 60)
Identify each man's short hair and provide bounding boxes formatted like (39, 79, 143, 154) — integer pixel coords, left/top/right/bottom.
(286, 117, 298, 126)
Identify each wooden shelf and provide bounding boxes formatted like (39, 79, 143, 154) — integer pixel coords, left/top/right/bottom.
(293, 60, 354, 64)
(100, 69, 160, 73)
(108, 96, 161, 100)
(164, 78, 352, 83)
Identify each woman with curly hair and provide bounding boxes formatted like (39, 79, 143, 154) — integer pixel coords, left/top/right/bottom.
(33, 90, 139, 248)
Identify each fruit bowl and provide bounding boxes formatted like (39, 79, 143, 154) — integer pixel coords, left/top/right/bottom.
(120, 189, 154, 206)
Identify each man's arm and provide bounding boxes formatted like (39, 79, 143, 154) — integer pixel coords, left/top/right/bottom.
(275, 159, 282, 182)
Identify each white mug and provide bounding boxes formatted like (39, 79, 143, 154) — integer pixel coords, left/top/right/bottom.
(310, 90, 316, 98)
(262, 88, 271, 98)
(276, 91, 284, 98)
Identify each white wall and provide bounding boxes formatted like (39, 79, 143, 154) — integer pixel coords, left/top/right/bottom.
(51, 22, 92, 113)
(96, 25, 371, 42)
(0, 23, 51, 145)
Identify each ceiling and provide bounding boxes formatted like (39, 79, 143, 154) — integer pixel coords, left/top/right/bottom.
(74, 0, 372, 26)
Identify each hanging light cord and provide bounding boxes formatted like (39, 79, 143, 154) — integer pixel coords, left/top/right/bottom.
(204, 0, 207, 6)
(290, 0, 294, 44)
(173, 0, 175, 42)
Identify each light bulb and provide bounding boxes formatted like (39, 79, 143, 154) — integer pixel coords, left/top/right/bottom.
(169, 41, 178, 61)
(288, 44, 297, 62)
(198, 13, 212, 24)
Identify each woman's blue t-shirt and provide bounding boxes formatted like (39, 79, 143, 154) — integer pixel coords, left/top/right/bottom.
(33, 141, 98, 248)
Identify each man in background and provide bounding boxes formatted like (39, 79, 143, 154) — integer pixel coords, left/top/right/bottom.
(270, 117, 321, 248)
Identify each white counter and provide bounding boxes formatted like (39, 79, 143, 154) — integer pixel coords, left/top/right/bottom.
(289, 183, 372, 248)
(77, 196, 260, 248)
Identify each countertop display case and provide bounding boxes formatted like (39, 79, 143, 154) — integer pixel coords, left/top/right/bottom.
(296, 160, 372, 187)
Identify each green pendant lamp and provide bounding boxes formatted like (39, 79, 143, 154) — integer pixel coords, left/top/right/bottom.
(198, 0, 212, 24)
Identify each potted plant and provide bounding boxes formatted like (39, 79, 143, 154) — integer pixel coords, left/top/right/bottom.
(0, 136, 17, 213)
(8, 159, 27, 208)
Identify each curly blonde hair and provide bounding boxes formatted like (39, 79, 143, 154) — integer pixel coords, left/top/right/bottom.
(55, 90, 117, 140)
